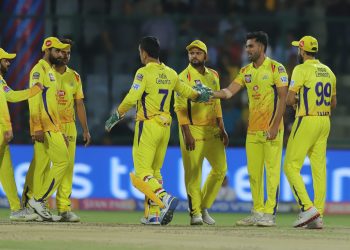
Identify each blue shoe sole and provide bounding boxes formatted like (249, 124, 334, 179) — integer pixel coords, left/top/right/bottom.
(160, 197, 179, 225)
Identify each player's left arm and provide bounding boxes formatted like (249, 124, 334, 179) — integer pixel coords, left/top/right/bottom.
(286, 66, 303, 106)
(331, 73, 337, 109)
(5, 83, 43, 103)
(268, 64, 288, 140)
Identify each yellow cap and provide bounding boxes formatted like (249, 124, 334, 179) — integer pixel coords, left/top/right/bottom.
(0, 48, 16, 60)
(291, 36, 318, 53)
(186, 40, 207, 54)
(42, 37, 70, 51)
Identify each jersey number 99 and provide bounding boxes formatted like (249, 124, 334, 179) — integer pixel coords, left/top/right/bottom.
(315, 82, 331, 106)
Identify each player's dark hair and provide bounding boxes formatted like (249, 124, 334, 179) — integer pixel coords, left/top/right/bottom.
(246, 31, 269, 52)
(140, 36, 160, 59)
(59, 38, 73, 47)
(305, 51, 317, 57)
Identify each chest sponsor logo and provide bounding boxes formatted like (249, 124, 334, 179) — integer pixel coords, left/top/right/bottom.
(245, 74, 251, 83)
(253, 85, 259, 92)
(136, 73, 143, 81)
(262, 74, 269, 80)
(58, 90, 66, 97)
(32, 72, 40, 80)
(278, 66, 286, 73)
(3, 85, 11, 93)
(48, 73, 55, 82)
(132, 83, 140, 90)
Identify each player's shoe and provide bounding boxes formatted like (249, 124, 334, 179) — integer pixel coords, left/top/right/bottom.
(140, 214, 160, 225)
(236, 211, 263, 226)
(28, 198, 53, 221)
(59, 211, 80, 222)
(35, 214, 62, 222)
(293, 206, 320, 228)
(190, 214, 203, 225)
(202, 209, 215, 225)
(256, 213, 276, 227)
(159, 194, 179, 225)
(10, 207, 39, 222)
(306, 216, 323, 229)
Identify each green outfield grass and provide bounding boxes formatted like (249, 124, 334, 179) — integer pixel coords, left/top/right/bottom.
(1, 209, 350, 250)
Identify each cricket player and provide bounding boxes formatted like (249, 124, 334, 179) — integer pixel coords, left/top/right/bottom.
(212, 31, 288, 226)
(22, 39, 90, 222)
(174, 40, 228, 225)
(284, 36, 336, 229)
(105, 36, 212, 225)
(0, 48, 42, 221)
(25, 37, 71, 221)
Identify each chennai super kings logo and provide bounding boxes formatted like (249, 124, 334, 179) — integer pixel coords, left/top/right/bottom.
(245, 74, 252, 83)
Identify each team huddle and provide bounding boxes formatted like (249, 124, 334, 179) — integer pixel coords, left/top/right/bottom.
(1, 31, 336, 229)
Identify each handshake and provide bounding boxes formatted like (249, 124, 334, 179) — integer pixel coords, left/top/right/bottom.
(193, 84, 213, 103)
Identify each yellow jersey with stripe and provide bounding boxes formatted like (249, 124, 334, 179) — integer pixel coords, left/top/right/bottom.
(235, 57, 288, 132)
(55, 67, 84, 123)
(289, 59, 336, 117)
(174, 64, 222, 126)
(28, 59, 61, 135)
(0, 76, 41, 131)
(118, 62, 197, 122)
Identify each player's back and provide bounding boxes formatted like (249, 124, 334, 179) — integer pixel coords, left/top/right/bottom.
(135, 62, 178, 121)
(291, 59, 336, 117)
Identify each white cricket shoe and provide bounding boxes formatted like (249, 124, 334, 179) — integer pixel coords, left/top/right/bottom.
(306, 216, 323, 229)
(256, 213, 276, 227)
(159, 194, 179, 225)
(293, 206, 320, 228)
(59, 211, 80, 222)
(190, 214, 203, 225)
(28, 198, 53, 221)
(140, 214, 160, 225)
(236, 211, 264, 226)
(10, 207, 39, 222)
(202, 209, 215, 225)
(35, 214, 62, 222)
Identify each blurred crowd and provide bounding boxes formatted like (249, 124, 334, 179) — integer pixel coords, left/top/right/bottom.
(2, 0, 350, 145)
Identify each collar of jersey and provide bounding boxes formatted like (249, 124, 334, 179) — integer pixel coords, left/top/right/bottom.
(39, 59, 53, 70)
(303, 59, 320, 64)
(250, 56, 271, 70)
(146, 61, 163, 67)
(188, 63, 210, 75)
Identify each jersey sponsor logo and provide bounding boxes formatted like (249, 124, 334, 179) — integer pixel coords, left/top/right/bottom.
(290, 80, 295, 87)
(48, 73, 55, 81)
(280, 76, 288, 83)
(136, 73, 143, 81)
(32, 72, 40, 80)
(278, 66, 286, 73)
(245, 74, 251, 83)
(58, 90, 66, 97)
(132, 83, 140, 90)
(3, 85, 11, 93)
(253, 85, 259, 91)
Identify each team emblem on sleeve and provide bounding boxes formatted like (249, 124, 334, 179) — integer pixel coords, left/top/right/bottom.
(136, 73, 143, 81)
(280, 76, 288, 83)
(278, 66, 286, 73)
(290, 80, 295, 87)
(3, 85, 11, 93)
(32, 72, 40, 80)
(245, 74, 252, 83)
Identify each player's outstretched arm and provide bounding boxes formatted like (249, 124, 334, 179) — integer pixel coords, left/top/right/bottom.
(212, 81, 242, 99)
(105, 109, 123, 132)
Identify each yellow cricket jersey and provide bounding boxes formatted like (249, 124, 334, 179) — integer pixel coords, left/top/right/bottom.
(55, 67, 84, 123)
(0, 75, 41, 131)
(289, 59, 336, 117)
(174, 64, 222, 126)
(28, 59, 61, 134)
(118, 62, 197, 122)
(235, 57, 288, 132)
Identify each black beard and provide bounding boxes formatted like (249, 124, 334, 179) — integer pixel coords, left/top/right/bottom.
(49, 53, 61, 65)
(0, 66, 7, 75)
(298, 54, 304, 64)
(190, 61, 204, 67)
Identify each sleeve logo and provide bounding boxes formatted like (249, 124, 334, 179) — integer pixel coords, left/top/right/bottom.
(280, 76, 288, 83)
(290, 80, 295, 87)
(32, 72, 40, 80)
(132, 83, 140, 90)
(278, 66, 286, 73)
(3, 85, 11, 93)
(244, 74, 251, 83)
(136, 73, 143, 81)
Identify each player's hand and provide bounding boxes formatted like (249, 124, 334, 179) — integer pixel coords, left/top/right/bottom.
(83, 130, 91, 147)
(105, 110, 123, 132)
(193, 84, 213, 102)
(220, 129, 229, 147)
(4, 130, 14, 144)
(34, 82, 44, 90)
(184, 132, 195, 151)
(267, 126, 278, 140)
(34, 130, 44, 143)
